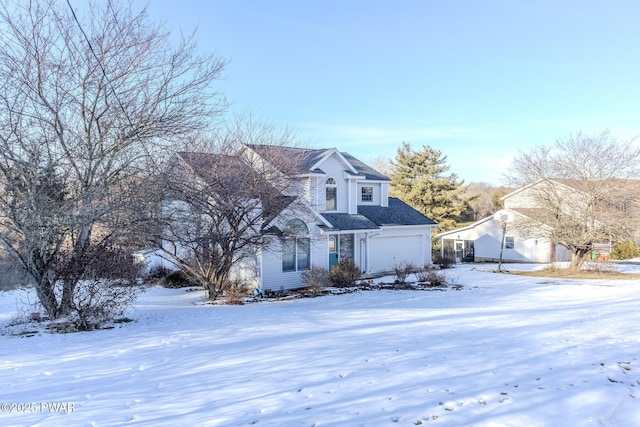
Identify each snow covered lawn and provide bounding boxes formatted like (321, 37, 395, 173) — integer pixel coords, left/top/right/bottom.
(1, 264, 640, 426)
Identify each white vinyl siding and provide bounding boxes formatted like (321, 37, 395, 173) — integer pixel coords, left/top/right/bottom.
(317, 156, 349, 213)
(261, 236, 327, 291)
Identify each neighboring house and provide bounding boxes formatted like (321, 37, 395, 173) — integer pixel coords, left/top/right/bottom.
(437, 179, 572, 263)
(158, 144, 437, 291)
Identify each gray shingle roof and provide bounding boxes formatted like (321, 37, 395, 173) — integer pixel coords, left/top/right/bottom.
(358, 198, 437, 226)
(340, 152, 390, 181)
(174, 152, 296, 226)
(244, 144, 331, 174)
(320, 198, 436, 231)
(320, 213, 380, 231)
(245, 144, 389, 180)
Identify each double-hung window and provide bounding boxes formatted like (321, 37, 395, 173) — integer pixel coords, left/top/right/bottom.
(282, 219, 310, 272)
(361, 186, 373, 202)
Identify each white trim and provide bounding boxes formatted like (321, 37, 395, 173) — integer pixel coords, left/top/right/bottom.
(310, 148, 359, 175)
(500, 178, 576, 202)
(359, 179, 391, 184)
(296, 172, 327, 178)
(379, 224, 437, 232)
(435, 215, 494, 238)
(343, 171, 366, 180)
(320, 228, 381, 235)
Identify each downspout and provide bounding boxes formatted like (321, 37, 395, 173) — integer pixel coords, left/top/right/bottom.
(348, 178, 352, 214)
(359, 230, 382, 275)
(358, 233, 370, 275)
(258, 247, 264, 290)
(365, 232, 370, 274)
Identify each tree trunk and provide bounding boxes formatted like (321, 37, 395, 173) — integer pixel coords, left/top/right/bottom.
(206, 276, 226, 301)
(569, 249, 590, 271)
(58, 281, 76, 316)
(33, 280, 59, 319)
(58, 223, 91, 315)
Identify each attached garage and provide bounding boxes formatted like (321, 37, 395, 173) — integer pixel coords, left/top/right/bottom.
(368, 234, 424, 273)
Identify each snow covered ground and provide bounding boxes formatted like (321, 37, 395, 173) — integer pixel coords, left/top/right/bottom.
(1, 263, 639, 427)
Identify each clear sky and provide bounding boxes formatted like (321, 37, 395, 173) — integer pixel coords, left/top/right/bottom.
(131, 0, 640, 185)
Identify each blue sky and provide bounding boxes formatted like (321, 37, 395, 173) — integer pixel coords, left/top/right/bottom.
(132, 1, 640, 185)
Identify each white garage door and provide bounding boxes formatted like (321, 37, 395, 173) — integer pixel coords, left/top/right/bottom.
(369, 235, 423, 273)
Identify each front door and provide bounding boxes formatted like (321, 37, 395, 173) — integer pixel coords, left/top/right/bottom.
(454, 240, 464, 261)
(329, 235, 339, 269)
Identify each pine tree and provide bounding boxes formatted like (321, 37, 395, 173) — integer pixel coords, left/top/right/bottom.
(389, 142, 473, 233)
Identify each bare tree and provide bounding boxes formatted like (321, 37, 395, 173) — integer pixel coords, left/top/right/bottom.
(158, 119, 307, 301)
(465, 182, 511, 220)
(506, 130, 640, 269)
(0, 0, 226, 319)
(369, 156, 392, 177)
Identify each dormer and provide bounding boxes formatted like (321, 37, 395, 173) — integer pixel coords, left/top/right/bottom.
(310, 149, 390, 214)
(242, 144, 391, 214)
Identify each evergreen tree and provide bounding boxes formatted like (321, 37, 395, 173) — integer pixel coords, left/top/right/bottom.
(389, 142, 473, 233)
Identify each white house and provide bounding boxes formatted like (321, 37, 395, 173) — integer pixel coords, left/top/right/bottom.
(159, 144, 437, 291)
(436, 180, 572, 263)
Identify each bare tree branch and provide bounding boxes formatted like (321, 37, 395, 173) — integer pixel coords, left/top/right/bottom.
(157, 117, 307, 300)
(0, 0, 227, 319)
(506, 130, 640, 269)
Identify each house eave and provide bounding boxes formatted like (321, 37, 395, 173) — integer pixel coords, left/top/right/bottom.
(318, 227, 381, 234)
(310, 148, 359, 175)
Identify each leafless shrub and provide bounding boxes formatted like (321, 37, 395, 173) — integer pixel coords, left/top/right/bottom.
(54, 244, 146, 331)
(301, 265, 330, 295)
(70, 281, 143, 331)
(328, 261, 361, 288)
(392, 262, 417, 284)
(433, 254, 455, 269)
(421, 270, 450, 287)
(223, 279, 251, 304)
(413, 264, 451, 287)
(415, 265, 433, 283)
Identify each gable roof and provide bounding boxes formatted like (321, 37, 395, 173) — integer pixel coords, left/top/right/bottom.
(434, 215, 494, 238)
(500, 178, 575, 201)
(245, 144, 390, 181)
(173, 152, 296, 226)
(435, 208, 534, 238)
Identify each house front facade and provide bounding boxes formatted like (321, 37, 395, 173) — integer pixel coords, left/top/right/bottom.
(246, 145, 437, 291)
(158, 145, 437, 292)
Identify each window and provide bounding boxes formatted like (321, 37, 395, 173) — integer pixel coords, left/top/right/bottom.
(282, 219, 310, 272)
(361, 186, 373, 202)
(505, 236, 514, 249)
(326, 178, 337, 210)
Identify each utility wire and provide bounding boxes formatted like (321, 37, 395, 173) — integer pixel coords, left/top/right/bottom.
(65, 0, 134, 130)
